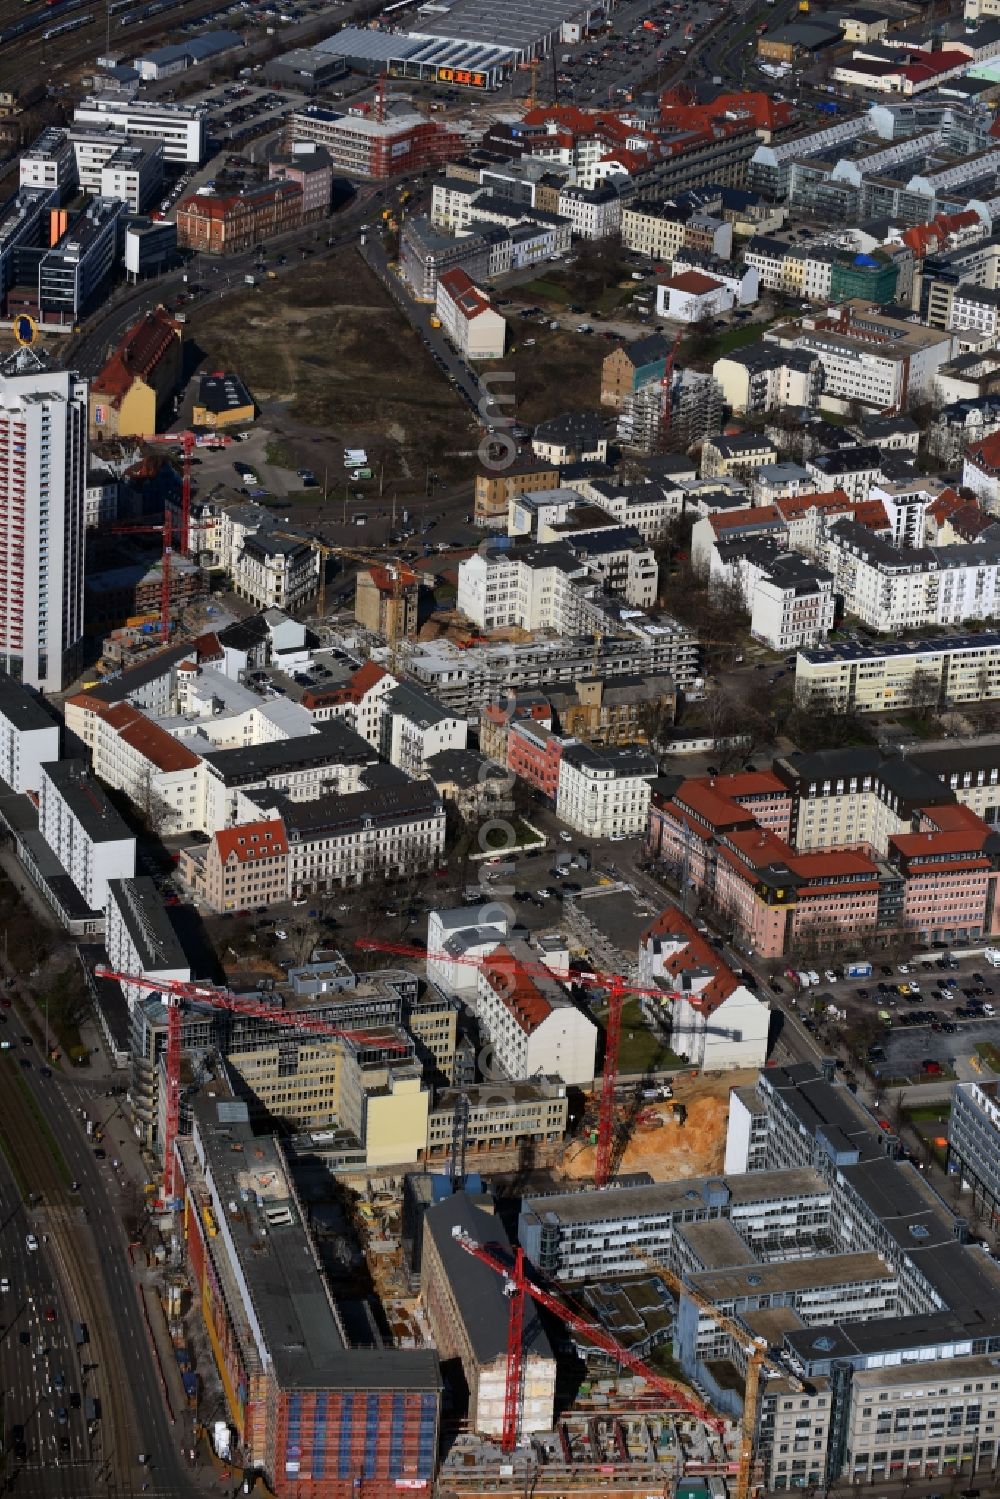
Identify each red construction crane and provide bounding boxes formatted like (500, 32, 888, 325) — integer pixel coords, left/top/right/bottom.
(92, 964, 408, 1204)
(659, 326, 684, 452)
(355, 939, 698, 1188)
(455, 1231, 727, 1454)
(142, 431, 196, 554)
(109, 515, 173, 643)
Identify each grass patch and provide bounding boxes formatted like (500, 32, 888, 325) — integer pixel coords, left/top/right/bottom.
(518, 277, 572, 304)
(680, 322, 763, 365)
(905, 1103, 951, 1124)
(976, 1041, 1000, 1072)
(9, 1063, 71, 1186)
(482, 819, 540, 851)
(615, 997, 686, 1075)
(265, 438, 296, 468)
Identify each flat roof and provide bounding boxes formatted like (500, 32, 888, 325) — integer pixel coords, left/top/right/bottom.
(0, 671, 59, 735)
(522, 1168, 829, 1226)
(43, 759, 133, 845)
(106, 876, 187, 973)
(202, 722, 372, 786)
(689, 1250, 893, 1302)
(188, 1096, 441, 1391)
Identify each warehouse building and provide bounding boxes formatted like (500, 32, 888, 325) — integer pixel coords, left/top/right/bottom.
(314, 28, 512, 88)
(179, 1091, 442, 1498)
(422, 1190, 556, 1437)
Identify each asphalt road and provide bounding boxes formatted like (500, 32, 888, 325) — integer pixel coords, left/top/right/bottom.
(0, 1034, 198, 1499)
(0, 1150, 89, 1498)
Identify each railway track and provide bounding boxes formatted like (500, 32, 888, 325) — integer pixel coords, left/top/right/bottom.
(0, 1068, 137, 1498)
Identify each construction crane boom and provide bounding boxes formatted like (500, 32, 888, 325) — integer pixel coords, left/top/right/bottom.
(457, 1231, 726, 1455)
(92, 964, 408, 1203)
(141, 431, 195, 553)
(270, 534, 412, 667)
(355, 938, 697, 1188)
(636, 1254, 802, 1499)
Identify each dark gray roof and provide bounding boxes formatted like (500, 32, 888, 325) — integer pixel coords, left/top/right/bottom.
(203, 722, 373, 786)
(426, 747, 506, 788)
(198, 372, 253, 415)
(424, 1192, 553, 1365)
(387, 682, 457, 728)
(106, 876, 187, 972)
(0, 672, 60, 734)
(533, 411, 605, 446)
(81, 644, 192, 704)
(42, 759, 133, 844)
(269, 781, 443, 839)
(622, 333, 670, 367)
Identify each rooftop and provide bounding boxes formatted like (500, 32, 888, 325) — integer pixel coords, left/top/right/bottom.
(42, 759, 133, 845)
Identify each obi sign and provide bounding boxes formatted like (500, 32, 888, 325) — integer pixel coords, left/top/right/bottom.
(436, 66, 488, 87)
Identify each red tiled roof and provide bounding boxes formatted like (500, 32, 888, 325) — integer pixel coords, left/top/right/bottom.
(349, 661, 389, 697)
(365, 563, 419, 593)
(662, 269, 724, 295)
(439, 266, 497, 321)
(74, 697, 201, 774)
(215, 819, 288, 864)
(966, 430, 1000, 472)
(774, 489, 851, 520)
(642, 904, 739, 1012)
(481, 947, 553, 1034)
(850, 500, 890, 530)
(708, 505, 781, 535)
(891, 828, 990, 858)
(91, 307, 181, 409)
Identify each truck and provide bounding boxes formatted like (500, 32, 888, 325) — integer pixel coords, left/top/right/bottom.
(845, 961, 873, 979)
(985, 948, 1000, 967)
(349, 467, 373, 481)
(85, 1396, 100, 1423)
(429, 315, 442, 328)
(244, 274, 257, 287)
(74, 1322, 88, 1346)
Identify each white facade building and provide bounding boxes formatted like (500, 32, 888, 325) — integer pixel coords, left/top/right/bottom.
(639, 908, 770, 1071)
(381, 683, 468, 775)
(0, 673, 60, 794)
(556, 742, 657, 838)
(825, 520, 1000, 632)
(0, 368, 88, 692)
(426, 906, 508, 997)
(476, 946, 597, 1086)
(72, 96, 205, 164)
(105, 875, 190, 1012)
(435, 267, 506, 360)
(38, 759, 136, 913)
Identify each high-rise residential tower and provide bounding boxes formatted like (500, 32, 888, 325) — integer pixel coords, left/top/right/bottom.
(0, 367, 87, 691)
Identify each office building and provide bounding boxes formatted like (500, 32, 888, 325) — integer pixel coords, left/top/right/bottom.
(286, 108, 453, 179)
(0, 367, 87, 692)
(73, 96, 205, 164)
(36, 197, 127, 326)
(178, 1093, 441, 1498)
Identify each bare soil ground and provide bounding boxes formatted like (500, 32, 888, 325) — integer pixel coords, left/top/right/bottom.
(562, 1069, 757, 1183)
(191, 249, 480, 487)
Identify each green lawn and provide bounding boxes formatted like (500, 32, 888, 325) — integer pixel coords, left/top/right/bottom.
(614, 997, 685, 1075)
(680, 322, 763, 365)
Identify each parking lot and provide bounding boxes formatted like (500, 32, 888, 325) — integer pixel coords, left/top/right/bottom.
(776, 955, 1000, 1084)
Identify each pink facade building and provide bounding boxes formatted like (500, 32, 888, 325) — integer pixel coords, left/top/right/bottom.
(506, 719, 566, 804)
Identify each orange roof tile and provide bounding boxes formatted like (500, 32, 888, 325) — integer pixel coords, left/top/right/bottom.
(708, 505, 781, 535)
(481, 947, 553, 1034)
(773, 489, 851, 520)
(662, 269, 724, 295)
(215, 819, 288, 864)
(642, 904, 740, 1012)
(90, 306, 181, 408)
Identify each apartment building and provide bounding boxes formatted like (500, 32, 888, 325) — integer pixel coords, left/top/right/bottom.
(639, 905, 770, 1070)
(824, 521, 1000, 633)
(88, 306, 183, 442)
(277, 782, 446, 894)
(600, 334, 670, 411)
(0, 368, 88, 692)
(701, 433, 778, 481)
(750, 552, 836, 652)
(473, 457, 561, 529)
(794, 632, 1000, 714)
(404, 620, 698, 721)
(184, 819, 290, 913)
(0, 671, 59, 794)
(713, 344, 823, 416)
(355, 563, 419, 642)
(476, 945, 597, 1087)
(381, 683, 468, 776)
(765, 301, 954, 412)
(38, 759, 135, 914)
(435, 267, 506, 360)
(422, 1192, 556, 1438)
(105, 875, 190, 1013)
(556, 741, 658, 838)
(805, 445, 884, 503)
(233, 532, 319, 612)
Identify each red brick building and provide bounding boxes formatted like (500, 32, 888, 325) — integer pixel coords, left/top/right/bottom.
(285, 108, 454, 180)
(506, 719, 566, 804)
(176, 179, 304, 255)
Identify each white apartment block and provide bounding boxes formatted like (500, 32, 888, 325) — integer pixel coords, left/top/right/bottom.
(620, 207, 688, 260)
(766, 307, 954, 413)
(457, 546, 584, 633)
(825, 520, 1000, 632)
(426, 907, 508, 998)
(0, 673, 60, 794)
(381, 684, 468, 776)
(281, 782, 446, 895)
(38, 759, 135, 913)
(105, 875, 190, 1013)
(72, 96, 205, 164)
(947, 283, 1000, 340)
(794, 632, 1000, 714)
(556, 742, 657, 838)
(557, 184, 623, 239)
(747, 555, 836, 652)
(578, 478, 685, 541)
(232, 534, 319, 613)
(475, 947, 597, 1087)
(0, 368, 88, 692)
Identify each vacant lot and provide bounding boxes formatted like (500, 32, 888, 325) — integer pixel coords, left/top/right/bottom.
(191, 250, 479, 490)
(480, 327, 602, 426)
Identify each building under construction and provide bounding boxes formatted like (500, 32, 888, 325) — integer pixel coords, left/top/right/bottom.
(618, 368, 725, 455)
(421, 1191, 557, 1439)
(178, 1089, 442, 1499)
